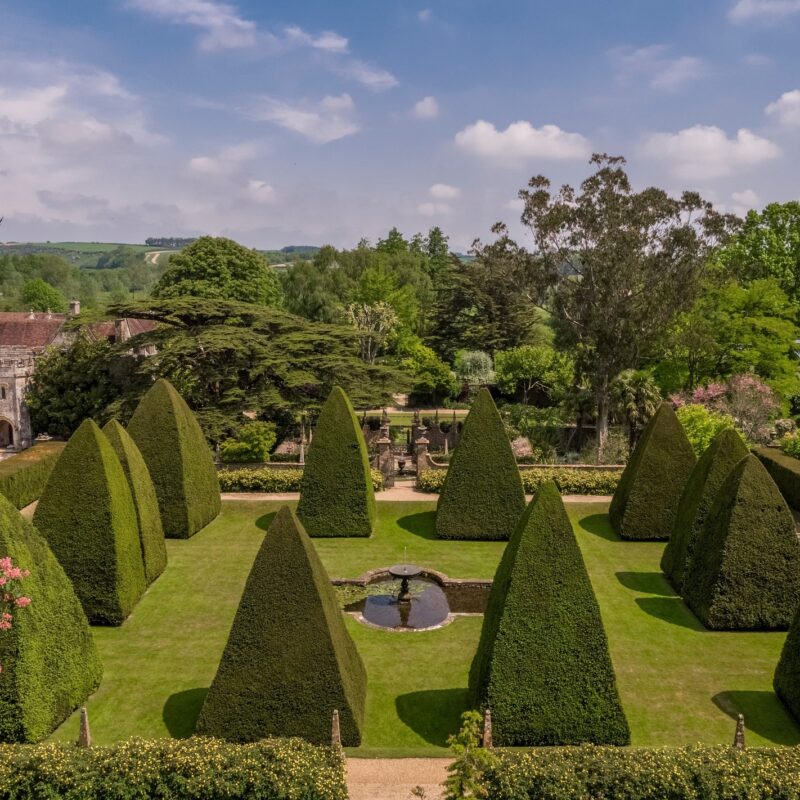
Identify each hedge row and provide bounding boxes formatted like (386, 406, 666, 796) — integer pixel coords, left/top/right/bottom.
(0, 442, 65, 509)
(418, 468, 621, 495)
(472, 745, 800, 800)
(0, 737, 347, 800)
(755, 445, 800, 510)
(219, 468, 384, 493)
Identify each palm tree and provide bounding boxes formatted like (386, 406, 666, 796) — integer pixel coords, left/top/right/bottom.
(610, 370, 662, 450)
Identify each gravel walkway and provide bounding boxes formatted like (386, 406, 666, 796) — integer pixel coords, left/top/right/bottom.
(346, 758, 450, 800)
(221, 488, 612, 503)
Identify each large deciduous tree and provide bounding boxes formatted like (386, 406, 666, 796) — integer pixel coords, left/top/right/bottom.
(518, 154, 736, 455)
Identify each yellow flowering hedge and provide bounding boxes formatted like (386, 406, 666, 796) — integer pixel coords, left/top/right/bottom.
(418, 468, 621, 495)
(475, 745, 800, 799)
(0, 737, 347, 800)
(219, 468, 383, 493)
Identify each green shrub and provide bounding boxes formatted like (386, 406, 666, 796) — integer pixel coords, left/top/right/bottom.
(219, 467, 383, 493)
(775, 605, 800, 724)
(755, 445, 800, 510)
(676, 403, 737, 456)
(0, 441, 65, 509)
(418, 469, 448, 492)
(33, 419, 146, 625)
(781, 433, 800, 459)
(127, 379, 221, 539)
(297, 386, 375, 537)
(683, 454, 800, 629)
(0, 737, 347, 799)
(198, 506, 367, 744)
(609, 402, 696, 540)
(467, 745, 800, 800)
(436, 388, 526, 540)
(470, 482, 629, 745)
(418, 467, 621, 495)
(103, 420, 167, 585)
(661, 428, 748, 592)
(0, 494, 101, 743)
(220, 421, 278, 463)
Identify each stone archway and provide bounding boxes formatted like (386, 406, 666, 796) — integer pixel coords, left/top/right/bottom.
(0, 419, 14, 448)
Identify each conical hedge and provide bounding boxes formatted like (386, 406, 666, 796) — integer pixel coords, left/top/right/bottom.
(775, 605, 800, 723)
(609, 402, 696, 540)
(0, 494, 102, 742)
(197, 506, 366, 744)
(436, 388, 526, 540)
(127, 379, 220, 539)
(469, 481, 629, 745)
(297, 386, 375, 537)
(683, 454, 800, 630)
(33, 419, 146, 625)
(103, 420, 167, 584)
(661, 428, 748, 591)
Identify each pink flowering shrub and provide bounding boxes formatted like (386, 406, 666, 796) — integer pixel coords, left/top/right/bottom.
(0, 556, 31, 670)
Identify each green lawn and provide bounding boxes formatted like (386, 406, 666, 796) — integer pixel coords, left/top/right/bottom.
(50, 498, 800, 754)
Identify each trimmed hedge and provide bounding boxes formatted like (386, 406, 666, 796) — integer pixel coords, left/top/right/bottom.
(33, 419, 146, 625)
(775, 604, 800, 724)
(0, 737, 347, 800)
(755, 445, 800, 510)
(103, 420, 167, 585)
(297, 386, 375, 538)
(418, 467, 621, 495)
(468, 745, 800, 800)
(219, 467, 383, 493)
(127, 379, 221, 539)
(683, 454, 800, 630)
(0, 441, 65, 510)
(661, 428, 748, 592)
(435, 388, 526, 540)
(470, 482, 629, 745)
(609, 402, 696, 540)
(0, 493, 101, 743)
(197, 506, 367, 745)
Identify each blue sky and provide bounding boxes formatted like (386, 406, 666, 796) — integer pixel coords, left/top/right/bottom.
(1, 0, 799, 250)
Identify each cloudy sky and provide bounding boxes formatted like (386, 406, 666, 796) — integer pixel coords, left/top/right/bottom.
(1, 0, 799, 250)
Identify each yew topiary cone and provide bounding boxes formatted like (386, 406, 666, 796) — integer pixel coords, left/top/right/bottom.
(470, 481, 629, 745)
(436, 388, 525, 540)
(33, 419, 146, 625)
(609, 402, 696, 540)
(197, 506, 367, 744)
(127, 379, 220, 539)
(297, 386, 375, 537)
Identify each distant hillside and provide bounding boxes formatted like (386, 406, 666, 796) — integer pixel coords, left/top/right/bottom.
(0, 241, 152, 269)
(280, 245, 319, 255)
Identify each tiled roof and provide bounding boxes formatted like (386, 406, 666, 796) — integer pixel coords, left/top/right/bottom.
(86, 318, 158, 342)
(0, 313, 66, 349)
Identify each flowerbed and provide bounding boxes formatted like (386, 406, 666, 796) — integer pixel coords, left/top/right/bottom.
(417, 467, 620, 495)
(219, 467, 384, 493)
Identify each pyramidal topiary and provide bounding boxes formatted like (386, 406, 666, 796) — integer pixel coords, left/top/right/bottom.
(775, 605, 800, 724)
(297, 386, 375, 537)
(103, 420, 167, 585)
(609, 402, 696, 540)
(0, 493, 102, 742)
(661, 428, 748, 592)
(197, 506, 367, 744)
(33, 419, 146, 625)
(469, 481, 629, 745)
(683, 454, 800, 630)
(127, 379, 220, 539)
(435, 388, 526, 540)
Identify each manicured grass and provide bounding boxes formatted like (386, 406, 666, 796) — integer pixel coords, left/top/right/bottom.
(49, 498, 800, 753)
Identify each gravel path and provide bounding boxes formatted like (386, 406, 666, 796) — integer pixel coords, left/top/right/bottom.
(346, 758, 450, 800)
(221, 488, 612, 503)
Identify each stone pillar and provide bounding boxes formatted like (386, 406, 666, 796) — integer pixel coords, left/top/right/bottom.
(77, 706, 92, 748)
(482, 708, 492, 748)
(331, 709, 341, 747)
(415, 432, 430, 484)
(376, 426, 394, 488)
(733, 713, 746, 750)
(381, 407, 390, 426)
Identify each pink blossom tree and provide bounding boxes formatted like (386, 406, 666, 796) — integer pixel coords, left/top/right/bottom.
(0, 556, 31, 672)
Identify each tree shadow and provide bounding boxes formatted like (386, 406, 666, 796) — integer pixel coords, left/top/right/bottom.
(616, 571, 677, 597)
(255, 511, 277, 531)
(635, 596, 706, 631)
(712, 691, 800, 745)
(577, 514, 619, 542)
(163, 688, 208, 738)
(397, 511, 437, 540)
(395, 688, 470, 746)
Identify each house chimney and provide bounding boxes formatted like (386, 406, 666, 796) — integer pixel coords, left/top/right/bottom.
(69, 299, 81, 316)
(114, 318, 127, 343)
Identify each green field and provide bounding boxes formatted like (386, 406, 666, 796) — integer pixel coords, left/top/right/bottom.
(50, 499, 800, 755)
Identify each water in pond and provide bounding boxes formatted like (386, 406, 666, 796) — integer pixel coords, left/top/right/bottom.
(343, 577, 490, 630)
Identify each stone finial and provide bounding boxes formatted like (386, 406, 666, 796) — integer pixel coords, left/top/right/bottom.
(733, 713, 745, 750)
(482, 708, 493, 748)
(77, 706, 92, 748)
(331, 709, 341, 747)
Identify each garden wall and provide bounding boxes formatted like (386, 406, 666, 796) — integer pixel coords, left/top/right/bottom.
(0, 441, 65, 509)
(755, 445, 800, 510)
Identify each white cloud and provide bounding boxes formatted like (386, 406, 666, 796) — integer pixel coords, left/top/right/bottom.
(244, 94, 359, 143)
(284, 25, 348, 53)
(413, 96, 439, 118)
(651, 56, 705, 91)
(418, 8, 432, 22)
(418, 201, 452, 216)
(505, 198, 525, 212)
(766, 90, 800, 126)
(639, 125, 780, 179)
(744, 52, 772, 67)
(455, 120, 591, 163)
(610, 45, 705, 91)
(334, 59, 398, 91)
(429, 183, 460, 199)
(246, 180, 276, 204)
(125, 0, 258, 50)
(188, 141, 257, 176)
(732, 189, 760, 206)
(729, 0, 800, 21)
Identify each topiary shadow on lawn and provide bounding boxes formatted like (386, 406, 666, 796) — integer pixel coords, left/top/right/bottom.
(578, 514, 619, 541)
(616, 571, 676, 597)
(396, 511, 437, 540)
(395, 688, 469, 746)
(255, 512, 278, 531)
(635, 597, 707, 631)
(712, 691, 800, 746)
(163, 688, 208, 738)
